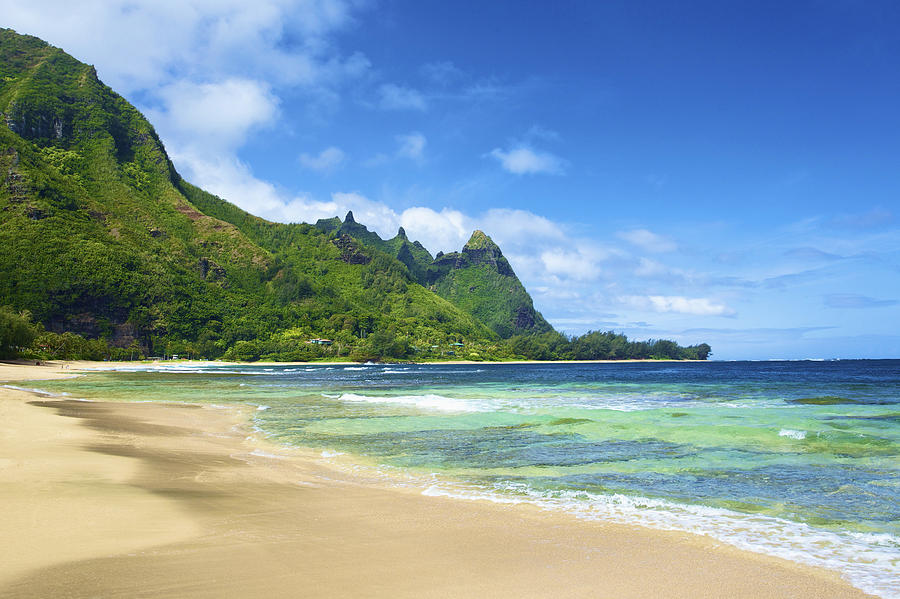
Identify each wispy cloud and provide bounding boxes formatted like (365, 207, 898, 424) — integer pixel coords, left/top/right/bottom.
(298, 146, 345, 172)
(620, 295, 736, 317)
(830, 207, 893, 230)
(763, 267, 832, 289)
(396, 132, 427, 161)
(4, 0, 367, 95)
(364, 132, 428, 167)
(617, 229, 677, 253)
(420, 60, 464, 85)
(524, 124, 561, 142)
(378, 83, 427, 111)
(678, 326, 836, 344)
(824, 294, 898, 309)
(487, 146, 565, 175)
(783, 247, 843, 261)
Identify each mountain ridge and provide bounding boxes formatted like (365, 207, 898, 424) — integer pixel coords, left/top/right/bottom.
(314, 214, 551, 337)
(0, 28, 501, 360)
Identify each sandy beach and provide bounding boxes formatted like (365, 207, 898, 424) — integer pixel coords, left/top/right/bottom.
(0, 362, 873, 598)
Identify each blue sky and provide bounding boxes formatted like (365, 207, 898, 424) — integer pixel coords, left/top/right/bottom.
(5, 0, 899, 359)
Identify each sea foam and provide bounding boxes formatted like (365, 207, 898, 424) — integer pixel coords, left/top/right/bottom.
(421, 481, 900, 599)
(334, 392, 483, 413)
(779, 428, 808, 440)
(2, 384, 71, 398)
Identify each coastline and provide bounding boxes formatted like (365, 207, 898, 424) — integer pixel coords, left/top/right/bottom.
(4, 357, 705, 371)
(0, 363, 874, 598)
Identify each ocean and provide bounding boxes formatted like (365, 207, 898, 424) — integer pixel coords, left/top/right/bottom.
(23, 360, 900, 597)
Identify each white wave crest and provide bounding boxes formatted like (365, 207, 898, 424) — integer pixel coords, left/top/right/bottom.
(334, 393, 483, 413)
(422, 482, 900, 599)
(779, 428, 807, 440)
(1, 384, 71, 397)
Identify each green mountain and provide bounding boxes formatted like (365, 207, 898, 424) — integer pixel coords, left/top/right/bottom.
(315, 211, 434, 283)
(315, 215, 551, 338)
(0, 28, 496, 360)
(0, 28, 710, 362)
(426, 230, 553, 338)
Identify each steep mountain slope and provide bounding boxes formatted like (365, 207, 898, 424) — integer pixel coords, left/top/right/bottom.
(316, 211, 434, 282)
(426, 231, 553, 338)
(315, 214, 552, 338)
(0, 29, 493, 358)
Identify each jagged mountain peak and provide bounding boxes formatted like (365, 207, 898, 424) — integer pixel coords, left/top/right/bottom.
(344, 210, 355, 224)
(463, 230, 500, 252)
(424, 229, 552, 338)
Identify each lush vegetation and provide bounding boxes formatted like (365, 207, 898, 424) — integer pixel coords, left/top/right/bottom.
(0, 29, 494, 360)
(0, 29, 710, 362)
(508, 330, 712, 361)
(316, 220, 553, 340)
(0, 305, 137, 360)
(424, 231, 553, 338)
(1, 301, 708, 363)
(0, 306, 37, 357)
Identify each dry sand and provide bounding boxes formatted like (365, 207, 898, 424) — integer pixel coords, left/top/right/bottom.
(0, 362, 873, 598)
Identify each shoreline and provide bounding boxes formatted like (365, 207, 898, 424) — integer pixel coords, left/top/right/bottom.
(1, 357, 706, 371)
(0, 363, 875, 598)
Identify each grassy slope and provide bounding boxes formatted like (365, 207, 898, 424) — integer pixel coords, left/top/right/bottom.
(426, 232, 553, 338)
(319, 217, 553, 339)
(316, 213, 434, 283)
(0, 29, 493, 357)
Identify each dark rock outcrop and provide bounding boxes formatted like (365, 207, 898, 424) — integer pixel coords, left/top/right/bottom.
(332, 234, 371, 265)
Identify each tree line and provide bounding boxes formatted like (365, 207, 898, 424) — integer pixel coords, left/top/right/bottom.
(2, 305, 709, 362)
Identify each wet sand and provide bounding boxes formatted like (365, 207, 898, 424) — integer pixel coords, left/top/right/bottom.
(0, 363, 873, 598)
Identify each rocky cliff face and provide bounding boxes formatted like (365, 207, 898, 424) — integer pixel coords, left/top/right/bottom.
(428, 230, 516, 278)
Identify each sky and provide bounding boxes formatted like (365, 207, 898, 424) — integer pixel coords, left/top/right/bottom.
(4, 0, 899, 359)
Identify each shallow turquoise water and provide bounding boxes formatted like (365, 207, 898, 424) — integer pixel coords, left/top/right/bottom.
(22, 360, 900, 597)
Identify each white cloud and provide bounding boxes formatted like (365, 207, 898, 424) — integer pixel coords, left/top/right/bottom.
(263, 189, 580, 264)
(420, 60, 464, 85)
(487, 146, 565, 175)
(525, 124, 561, 142)
(617, 229, 677, 253)
(298, 146, 346, 172)
(151, 78, 279, 151)
(378, 83, 427, 111)
(621, 295, 736, 317)
(632, 257, 699, 285)
(635, 257, 667, 277)
(3, 0, 364, 95)
(4, 0, 371, 226)
(396, 132, 427, 161)
(173, 152, 287, 218)
(479, 209, 567, 245)
(363, 132, 428, 166)
(540, 248, 599, 280)
(400, 207, 471, 251)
